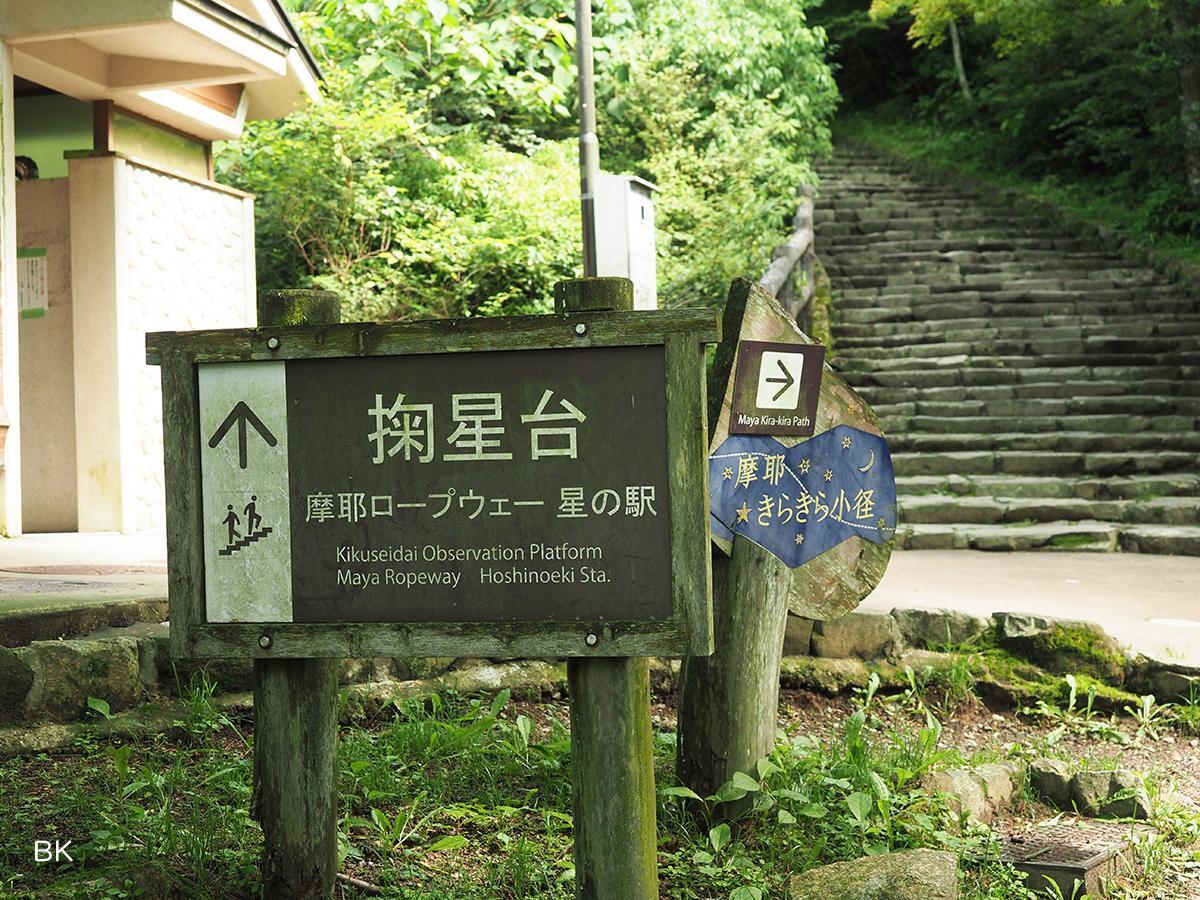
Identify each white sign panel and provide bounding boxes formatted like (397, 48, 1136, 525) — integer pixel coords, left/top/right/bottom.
(18, 248, 48, 319)
(198, 362, 294, 623)
(755, 350, 804, 410)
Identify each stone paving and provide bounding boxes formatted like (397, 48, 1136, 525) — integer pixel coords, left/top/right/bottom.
(815, 148, 1200, 554)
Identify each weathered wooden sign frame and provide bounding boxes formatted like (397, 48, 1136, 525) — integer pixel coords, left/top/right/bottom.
(147, 309, 717, 662)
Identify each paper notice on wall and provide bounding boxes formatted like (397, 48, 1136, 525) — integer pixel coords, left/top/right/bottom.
(18, 248, 48, 319)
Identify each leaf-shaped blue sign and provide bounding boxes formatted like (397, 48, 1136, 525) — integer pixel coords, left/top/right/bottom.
(709, 425, 897, 568)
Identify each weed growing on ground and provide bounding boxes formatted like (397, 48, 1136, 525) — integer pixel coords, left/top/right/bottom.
(1023, 675, 1129, 744)
(1123, 695, 1175, 742)
(0, 684, 1147, 899)
(1175, 683, 1200, 735)
(173, 670, 242, 744)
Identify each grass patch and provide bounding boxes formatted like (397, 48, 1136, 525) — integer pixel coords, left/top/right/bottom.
(835, 111, 1200, 274)
(0, 681, 1054, 899)
(9, 668, 1200, 898)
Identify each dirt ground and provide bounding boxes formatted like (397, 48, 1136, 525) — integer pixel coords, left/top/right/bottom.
(510, 684, 1200, 899)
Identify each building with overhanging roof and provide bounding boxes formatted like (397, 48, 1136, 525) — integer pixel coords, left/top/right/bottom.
(0, 0, 319, 535)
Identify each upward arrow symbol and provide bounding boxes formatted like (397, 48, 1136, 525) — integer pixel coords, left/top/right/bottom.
(209, 401, 277, 469)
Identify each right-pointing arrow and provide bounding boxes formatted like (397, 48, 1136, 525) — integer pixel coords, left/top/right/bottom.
(764, 358, 795, 402)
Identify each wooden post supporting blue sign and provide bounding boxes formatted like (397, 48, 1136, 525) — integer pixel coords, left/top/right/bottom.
(678, 278, 895, 817)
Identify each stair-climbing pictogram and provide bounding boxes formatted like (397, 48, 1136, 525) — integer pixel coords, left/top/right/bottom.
(219, 494, 272, 556)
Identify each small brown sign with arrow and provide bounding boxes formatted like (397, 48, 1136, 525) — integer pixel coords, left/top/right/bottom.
(729, 340, 824, 437)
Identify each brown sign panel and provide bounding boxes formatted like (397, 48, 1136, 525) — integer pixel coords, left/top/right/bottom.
(285, 348, 671, 623)
(729, 340, 824, 437)
(147, 310, 718, 660)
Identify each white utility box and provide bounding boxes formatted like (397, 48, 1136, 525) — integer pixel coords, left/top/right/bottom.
(594, 172, 658, 309)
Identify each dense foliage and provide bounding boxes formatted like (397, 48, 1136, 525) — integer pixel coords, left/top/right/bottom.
(218, 0, 837, 320)
(815, 0, 1200, 249)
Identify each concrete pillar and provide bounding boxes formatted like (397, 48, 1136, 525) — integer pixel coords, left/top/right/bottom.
(0, 42, 22, 536)
(68, 155, 124, 531)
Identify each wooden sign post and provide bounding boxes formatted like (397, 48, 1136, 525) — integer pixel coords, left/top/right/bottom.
(251, 290, 340, 899)
(678, 277, 894, 811)
(147, 283, 716, 898)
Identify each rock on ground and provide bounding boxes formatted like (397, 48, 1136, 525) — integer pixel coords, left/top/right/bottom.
(890, 608, 991, 649)
(16, 638, 141, 722)
(1070, 769, 1152, 820)
(994, 613, 1127, 683)
(0, 648, 34, 724)
(1127, 654, 1200, 701)
(1029, 758, 1072, 810)
(925, 761, 1023, 825)
(784, 614, 815, 655)
(789, 849, 958, 900)
(811, 612, 902, 660)
(779, 656, 870, 693)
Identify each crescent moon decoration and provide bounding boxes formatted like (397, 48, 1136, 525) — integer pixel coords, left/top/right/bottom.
(858, 450, 875, 474)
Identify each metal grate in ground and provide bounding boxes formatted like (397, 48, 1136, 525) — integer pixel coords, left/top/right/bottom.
(1002, 819, 1150, 897)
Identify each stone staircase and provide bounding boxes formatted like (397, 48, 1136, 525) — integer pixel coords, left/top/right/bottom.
(815, 147, 1200, 554)
(220, 525, 274, 556)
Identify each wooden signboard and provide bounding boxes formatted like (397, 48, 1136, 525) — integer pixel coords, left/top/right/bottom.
(147, 309, 718, 661)
(709, 279, 893, 621)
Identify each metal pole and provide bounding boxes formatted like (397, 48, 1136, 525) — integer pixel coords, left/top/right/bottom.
(576, 0, 599, 276)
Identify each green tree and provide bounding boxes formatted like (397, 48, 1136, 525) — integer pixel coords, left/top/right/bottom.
(868, 0, 981, 103)
(871, 0, 1200, 205)
(221, 0, 838, 317)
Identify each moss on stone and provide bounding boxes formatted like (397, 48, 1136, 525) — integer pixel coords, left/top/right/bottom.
(809, 259, 836, 354)
(1049, 534, 1100, 549)
(977, 648, 1063, 706)
(1029, 623, 1128, 684)
(779, 655, 870, 693)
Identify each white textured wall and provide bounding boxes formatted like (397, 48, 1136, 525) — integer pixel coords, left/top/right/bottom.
(118, 162, 255, 532)
(17, 178, 76, 531)
(69, 156, 123, 532)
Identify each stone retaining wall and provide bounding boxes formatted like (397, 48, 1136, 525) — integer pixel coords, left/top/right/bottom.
(4, 605, 1197, 732)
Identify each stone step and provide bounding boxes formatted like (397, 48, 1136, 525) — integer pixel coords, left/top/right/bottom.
(835, 351, 1200, 374)
(874, 396, 1200, 419)
(846, 364, 1200, 390)
(887, 431, 1200, 454)
(836, 315, 1200, 340)
(816, 206, 1052, 223)
(890, 449, 1198, 477)
(833, 284, 1186, 305)
(837, 322, 1200, 348)
(837, 336, 1200, 361)
(824, 263, 1164, 286)
(881, 414, 1198, 436)
(834, 299, 1198, 326)
(856, 380, 1200, 405)
(895, 521, 1200, 555)
(898, 494, 1200, 526)
(0, 593, 168, 648)
(820, 236, 1111, 254)
(817, 217, 1058, 237)
(818, 190, 990, 204)
(894, 472, 1200, 501)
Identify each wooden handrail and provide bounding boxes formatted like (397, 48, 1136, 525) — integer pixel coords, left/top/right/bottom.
(758, 184, 816, 330)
